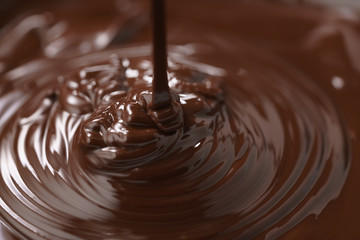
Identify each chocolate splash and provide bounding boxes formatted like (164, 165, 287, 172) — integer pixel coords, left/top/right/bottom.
(0, 1, 359, 239)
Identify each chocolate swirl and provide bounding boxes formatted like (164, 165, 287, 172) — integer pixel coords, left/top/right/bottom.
(0, 40, 350, 238)
(0, 1, 355, 240)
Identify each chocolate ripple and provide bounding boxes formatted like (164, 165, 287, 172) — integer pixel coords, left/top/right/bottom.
(0, 39, 350, 240)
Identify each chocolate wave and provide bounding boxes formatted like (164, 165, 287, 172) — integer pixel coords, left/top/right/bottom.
(0, 41, 350, 239)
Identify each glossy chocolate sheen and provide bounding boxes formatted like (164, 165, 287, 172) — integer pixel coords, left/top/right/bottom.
(0, 0, 360, 239)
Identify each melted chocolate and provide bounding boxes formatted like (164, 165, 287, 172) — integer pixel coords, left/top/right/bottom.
(0, 0, 359, 239)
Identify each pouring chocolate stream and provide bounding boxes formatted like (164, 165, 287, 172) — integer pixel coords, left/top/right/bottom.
(151, 0, 171, 110)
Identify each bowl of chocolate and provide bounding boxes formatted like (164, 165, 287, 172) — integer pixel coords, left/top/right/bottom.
(0, 0, 359, 239)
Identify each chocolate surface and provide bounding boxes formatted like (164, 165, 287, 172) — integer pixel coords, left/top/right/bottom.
(0, 0, 360, 239)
